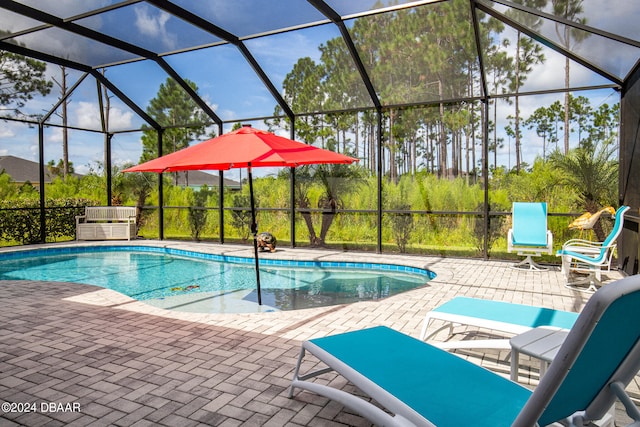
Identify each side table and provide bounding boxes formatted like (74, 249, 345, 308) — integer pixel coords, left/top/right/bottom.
(509, 327, 569, 381)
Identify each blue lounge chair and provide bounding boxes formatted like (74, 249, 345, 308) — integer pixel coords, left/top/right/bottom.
(508, 202, 553, 270)
(419, 296, 579, 349)
(557, 205, 630, 292)
(289, 275, 640, 427)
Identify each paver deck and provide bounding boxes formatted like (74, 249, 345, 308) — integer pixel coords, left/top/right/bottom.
(0, 241, 635, 426)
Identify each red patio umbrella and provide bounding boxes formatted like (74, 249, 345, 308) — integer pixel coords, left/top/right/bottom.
(123, 125, 358, 306)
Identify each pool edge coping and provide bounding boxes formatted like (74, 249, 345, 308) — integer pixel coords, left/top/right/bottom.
(0, 240, 437, 279)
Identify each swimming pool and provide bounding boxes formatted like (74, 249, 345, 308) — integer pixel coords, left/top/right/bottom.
(0, 246, 434, 313)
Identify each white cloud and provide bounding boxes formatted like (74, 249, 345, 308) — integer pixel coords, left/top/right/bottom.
(134, 6, 177, 50)
(108, 108, 135, 131)
(47, 127, 63, 143)
(0, 126, 15, 138)
(218, 109, 237, 122)
(74, 101, 133, 131)
(0, 121, 39, 161)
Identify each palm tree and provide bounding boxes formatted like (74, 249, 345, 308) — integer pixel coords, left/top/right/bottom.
(549, 140, 618, 240)
(290, 163, 365, 246)
(316, 163, 365, 245)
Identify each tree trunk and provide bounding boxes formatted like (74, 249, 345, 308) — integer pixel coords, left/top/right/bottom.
(564, 57, 570, 154)
(493, 99, 498, 171)
(389, 109, 397, 183)
(515, 32, 522, 173)
(61, 69, 69, 178)
(438, 81, 447, 178)
(318, 199, 337, 246)
(298, 197, 318, 245)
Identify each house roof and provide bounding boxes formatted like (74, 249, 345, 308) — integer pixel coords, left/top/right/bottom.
(172, 170, 241, 189)
(0, 155, 241, 188)
(0, 155, 83, 183)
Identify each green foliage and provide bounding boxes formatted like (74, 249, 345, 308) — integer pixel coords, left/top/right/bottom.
(496, 157, 566, 205)
(230, 193, 253, 241)
(18, 182, 38, 198)
(295, 163, 366, 246)
(117, 167, 156, 226)
(384, 175, 414, 252)
(472, 202, 506, 256)
(0, 172, 17, 200)
(0, 199, 41, 244)
(0, 48, 53, 113)
(140, 77, 209, 162)
(549, 140, 618, 211)
(188, 186, 213, 241)
(548, 140, 618, 241)
(47, 159, 74, 177)
(389, 206, 414, 253)
(0, 198, 95, 244)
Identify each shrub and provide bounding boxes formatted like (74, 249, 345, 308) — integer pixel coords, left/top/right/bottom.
(188, 186, 213, 241)
(0, 198, 96, 244)
(472, 202, 506, 256)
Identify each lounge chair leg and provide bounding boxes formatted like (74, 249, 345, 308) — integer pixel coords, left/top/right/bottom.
(419, 315, 455, 342)
(288, 347, 306, 398)
(289, 345, 335, 398)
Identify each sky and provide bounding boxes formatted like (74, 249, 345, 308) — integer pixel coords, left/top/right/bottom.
(0, 0, 636, 178)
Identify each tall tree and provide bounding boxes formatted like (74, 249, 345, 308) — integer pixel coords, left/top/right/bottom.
(524, 105, 556, 160)
(586, 102, 619, 146)
(0, 43, 52, 115)
(269, 57, 325, 145)
(98, 68, 112, 191)
(569, 94, 592, 143)
(52, 66, 70, 177)
(552, 0, 588, 154)
(415, 0, 473, 178)
(47, 159, 74, 177)
(485, 42, 513, 171)
(548, 100, 564, 152)
(506, 0, 546, 173)
(140, 78, 207, 184)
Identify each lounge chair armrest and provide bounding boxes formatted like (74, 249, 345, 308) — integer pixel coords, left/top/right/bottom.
(75, 215, 86, 225)
(562, 238, 604, 246)
(558, 248, 602, 259)
(560, 240, 606, 251)
(566, 238, 601, 244)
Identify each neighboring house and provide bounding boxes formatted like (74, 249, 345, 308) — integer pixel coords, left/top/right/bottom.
(172, 170, 241, 191)
(0, 155, 241, 191)
(0, 155, 83, 186)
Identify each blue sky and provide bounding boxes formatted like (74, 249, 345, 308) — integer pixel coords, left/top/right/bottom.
(0, 0, 635, 177)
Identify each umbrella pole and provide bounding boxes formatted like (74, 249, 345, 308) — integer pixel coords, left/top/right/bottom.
(248, 165, 262, 305)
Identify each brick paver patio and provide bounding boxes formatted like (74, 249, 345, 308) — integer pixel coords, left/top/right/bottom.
(0, 241, 635, 426)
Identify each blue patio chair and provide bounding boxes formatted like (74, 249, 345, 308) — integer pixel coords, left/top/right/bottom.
(507, 202, 553, 270)
(557, 205, 630, 292)
(289, 274, 640, 427)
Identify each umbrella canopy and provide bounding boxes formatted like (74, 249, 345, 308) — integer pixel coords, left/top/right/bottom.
(123, 125, 357, 172)
(123, 125, 358, 307)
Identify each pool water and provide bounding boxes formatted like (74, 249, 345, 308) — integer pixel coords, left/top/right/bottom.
(0, 247, 434, 313)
